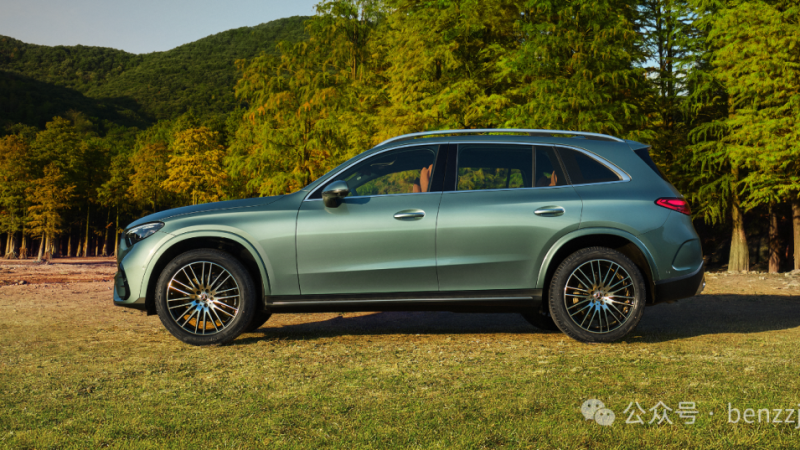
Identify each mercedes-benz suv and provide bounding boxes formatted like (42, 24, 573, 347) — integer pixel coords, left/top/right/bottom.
(113, 129, 705, 345)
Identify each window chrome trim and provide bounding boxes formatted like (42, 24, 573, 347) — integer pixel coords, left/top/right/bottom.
(304, 191, 443, 201)
(303, 140, 630, 201)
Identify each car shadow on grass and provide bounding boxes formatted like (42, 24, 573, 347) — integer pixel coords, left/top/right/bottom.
(236, 294, 800, 344)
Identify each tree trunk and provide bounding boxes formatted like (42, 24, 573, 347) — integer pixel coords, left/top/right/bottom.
(793, 200, 800, 271)
(67, 234, 72, 257)
(83, 206, 90, 257)
(769, 203, 780, 273)
(114, 208, 119, 258)
(37, 237, 44, 262)
(4, 232, 9, 258)
(728, 168, 749, 272)
(20, 235, 26, 259)
(102, 209, 110, 257)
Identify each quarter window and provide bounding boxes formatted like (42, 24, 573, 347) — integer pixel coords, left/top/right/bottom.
(456, 144, 532, 191)
(557, 148, 621, 184)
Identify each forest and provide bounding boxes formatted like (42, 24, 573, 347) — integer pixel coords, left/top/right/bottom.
(0, 0, 798, 273)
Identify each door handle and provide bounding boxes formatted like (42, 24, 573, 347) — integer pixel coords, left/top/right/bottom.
(534, 206, 565, 217)
(394, 209, 426, 220)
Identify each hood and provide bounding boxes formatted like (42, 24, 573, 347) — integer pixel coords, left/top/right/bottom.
(126, 196, 283, 230)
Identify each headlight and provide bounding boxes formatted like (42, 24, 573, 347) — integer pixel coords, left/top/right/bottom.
(125, 222, 164, 246)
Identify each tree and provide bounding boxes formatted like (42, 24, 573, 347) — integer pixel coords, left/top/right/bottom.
(505, 0, 652, 140)
(707, 1, 800, 273)
(638, 0, 700, 189)
(375, 0, 519, 136)
(683, 0, 750, 272)
(27, 164, 75, 261)
(0, 134, 31, 258)
(230, 2, 379, 195)
(162, 127, 228, 205)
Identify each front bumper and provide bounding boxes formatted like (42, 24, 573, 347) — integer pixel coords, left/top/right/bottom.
(652, 263, 705, 304)
(113, 265, 147, 310)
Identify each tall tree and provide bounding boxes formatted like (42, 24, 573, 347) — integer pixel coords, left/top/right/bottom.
(27, 164, 75, 261)
(638, 0, 700, 188)
(707, 0, 800, 273)
(0, 134, 31, 258)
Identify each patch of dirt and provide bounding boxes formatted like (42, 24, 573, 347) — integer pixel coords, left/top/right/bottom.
(0, 257, 116, 286)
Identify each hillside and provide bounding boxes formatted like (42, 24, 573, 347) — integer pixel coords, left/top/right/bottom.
(0, 16, 308, 129)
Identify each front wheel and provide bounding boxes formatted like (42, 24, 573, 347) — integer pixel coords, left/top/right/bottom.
(548, 247, 646, 343)
(155, 249, 256, 346)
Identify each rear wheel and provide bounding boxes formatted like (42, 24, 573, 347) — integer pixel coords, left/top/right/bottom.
(548, 247, 646, 343)
(155, 249, 255, 346)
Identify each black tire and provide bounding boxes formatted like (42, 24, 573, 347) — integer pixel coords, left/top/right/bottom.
(548, 247, 646, 343)
(155, 249, 256, 346)
(244, 310, 272, 332)
(520, 305, 559, 331)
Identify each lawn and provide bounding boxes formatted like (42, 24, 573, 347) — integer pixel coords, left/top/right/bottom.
(1, 261, 799, 449)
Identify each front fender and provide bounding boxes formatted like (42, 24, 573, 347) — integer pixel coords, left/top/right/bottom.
(536, 227, 659, 288)
(139, 227, 272, 300)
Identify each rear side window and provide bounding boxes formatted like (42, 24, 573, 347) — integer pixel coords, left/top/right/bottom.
(456, 144, 532, 191)
(557, 148, 620, 184)
(634, 148, 667, 181)
(534, 146, 568, 187)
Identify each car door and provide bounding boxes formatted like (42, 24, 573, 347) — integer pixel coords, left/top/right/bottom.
(295, 145, 445, 295)
(435, 144, 583, 291)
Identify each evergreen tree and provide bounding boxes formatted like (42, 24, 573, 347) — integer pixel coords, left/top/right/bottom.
(708, 1, 800, 272)
(162, 127, 229, 205)
(506, 0, 652, 140)
(27, 164, 75, 261)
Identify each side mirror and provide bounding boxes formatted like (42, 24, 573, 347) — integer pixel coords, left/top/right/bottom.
(322, 180, 350, 208)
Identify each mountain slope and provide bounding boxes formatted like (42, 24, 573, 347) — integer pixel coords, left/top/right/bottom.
(0, 16, 308, 128)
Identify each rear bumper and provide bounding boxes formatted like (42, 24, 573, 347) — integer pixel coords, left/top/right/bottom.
(652, 263, 705, 304)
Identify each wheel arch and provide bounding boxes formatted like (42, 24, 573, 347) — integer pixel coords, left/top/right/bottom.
(538, 228, 658, 305)
(141, 232, 269, 315)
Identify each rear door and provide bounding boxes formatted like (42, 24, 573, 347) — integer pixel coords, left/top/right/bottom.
(435, 144, 583, 291)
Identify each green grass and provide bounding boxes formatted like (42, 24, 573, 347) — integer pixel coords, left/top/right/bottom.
(1, 277, 799, 449)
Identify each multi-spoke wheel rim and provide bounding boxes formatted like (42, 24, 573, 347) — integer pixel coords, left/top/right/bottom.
(563, 259, 636, 334)
(166, 261, 240, 335)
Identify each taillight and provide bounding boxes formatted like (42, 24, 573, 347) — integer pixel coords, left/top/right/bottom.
(655, 198, 691, 215)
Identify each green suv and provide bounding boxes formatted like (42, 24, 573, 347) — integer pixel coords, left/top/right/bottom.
(113, 129, 705, 345)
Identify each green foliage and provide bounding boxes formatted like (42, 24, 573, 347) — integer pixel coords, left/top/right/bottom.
(0, 17, 309, 130)
(162, 127, 229, 205)
(0, 3, 798, 267)
(506, 0, 652, 140)
(708, 1, 800, 209)
(230, 3, 379, 195)
(376, 0, 519, 135)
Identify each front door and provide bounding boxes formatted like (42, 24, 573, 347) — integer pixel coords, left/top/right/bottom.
(436, 144, 583, 291)
(296, 145, 444, 295)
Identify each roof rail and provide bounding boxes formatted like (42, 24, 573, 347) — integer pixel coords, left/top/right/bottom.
(376, 128, 625, 147)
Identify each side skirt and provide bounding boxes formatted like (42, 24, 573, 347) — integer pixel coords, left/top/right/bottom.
(266, 289, 542, 313)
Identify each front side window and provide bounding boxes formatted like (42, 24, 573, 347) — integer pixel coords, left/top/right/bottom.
(456, 144, 533, 191)
(318, 145, 439, 198)
(557, 148, 621, 184)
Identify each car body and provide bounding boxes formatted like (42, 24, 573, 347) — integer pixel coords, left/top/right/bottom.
(113, 129, 705, 345)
